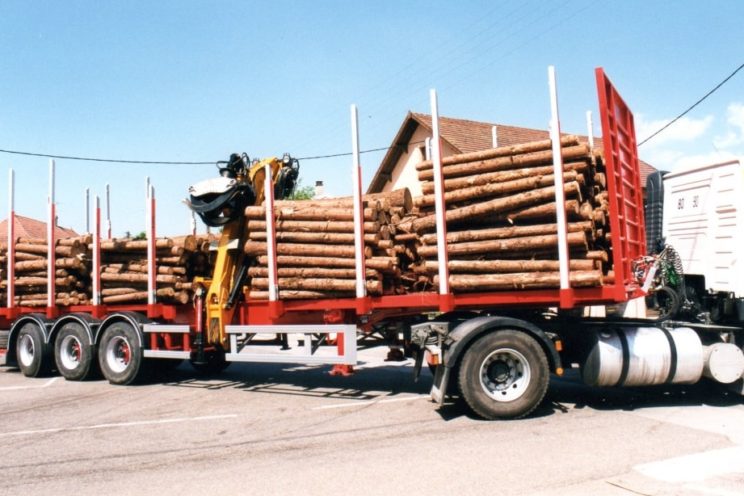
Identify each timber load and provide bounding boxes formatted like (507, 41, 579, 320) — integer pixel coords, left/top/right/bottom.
(244, 189, 416, 299)
(400, 135, 612, 292)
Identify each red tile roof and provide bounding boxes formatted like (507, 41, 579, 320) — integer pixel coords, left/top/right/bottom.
(0, 214, 79, 244)
(368, 112, 657, 192)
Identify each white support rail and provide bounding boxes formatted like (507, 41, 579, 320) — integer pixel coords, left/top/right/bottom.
(47, 160, 56, 308)
(430, 89, 450, 295)
(492, 125, 499, 148)
(147, 184, 156, 304)
(425, 137, 431, 161)
(105, 183, 112, 239)
(7, 169, 14, 308)
(225, 325, 357, 365)
(586, 110, 595, 150)
(85, 188, 90, 234)
(92, 195, 101, 306)
(350, 104, 367, 298)
(264, 162, 279, 301)
(547, 66, 570, 291)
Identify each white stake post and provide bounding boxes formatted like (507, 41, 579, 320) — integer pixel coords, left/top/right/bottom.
(492, 126, 499, 148)
(264, 163, 278, 302)
(7, 169, 14, 308)
(85, 188, 90, 234)
(106, 183, 112, 239)
(547, 66, 570, 292)
(92, 195, 101, 306)
(147, 184, 156, 304)
(424, 137, 431, 161)
(430, 89, 449, 295)
(351, 104, 367, 298)
(586, 110, 595, 150)
(47, 160, 56, 309)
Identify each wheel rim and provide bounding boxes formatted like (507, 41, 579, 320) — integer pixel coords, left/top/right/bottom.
(479, 347, 531, 402)
(18, 334, 35, 367)
(105, 335, 132, 374)
(59, 335, 83, 371)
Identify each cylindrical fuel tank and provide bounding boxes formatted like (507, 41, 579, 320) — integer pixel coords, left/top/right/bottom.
(703, 343, 744, 384)
(582, 327, 704, 387)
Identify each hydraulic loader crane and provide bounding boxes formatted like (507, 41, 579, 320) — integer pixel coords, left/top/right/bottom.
(186, 152, 299, 367)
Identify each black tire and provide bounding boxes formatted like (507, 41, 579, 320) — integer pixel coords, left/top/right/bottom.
(458, 330, 549, 420)
(653, 285, 680, 322)
(54, 322, 96, 381)
(16, 323, 52, 377)
(98, 322, 144, 385)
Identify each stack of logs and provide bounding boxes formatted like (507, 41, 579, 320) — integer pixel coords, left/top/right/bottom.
(98, 236, 211, 304)
(0, 236, 92, 306)
(400, 135, 611, 292)
(243, 189, 415, 299)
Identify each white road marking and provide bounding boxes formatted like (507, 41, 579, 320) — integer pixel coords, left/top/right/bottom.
(0, 414, 238, 437)
(634, 446, 744, 483)
(313, 395, 427, 410)
(0, 377, 59, 391)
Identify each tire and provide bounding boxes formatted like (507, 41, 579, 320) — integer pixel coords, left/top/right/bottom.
(458, 330, 549, 420)
(98, 322, 144, 385)
(54, 322, 96, 381)
(16, 323, 52, 377)
(653, 285, 680, 322)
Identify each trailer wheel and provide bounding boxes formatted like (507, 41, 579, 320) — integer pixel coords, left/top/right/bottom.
(16, 323, 52, 377)
(458, 330, 549, 420)
(54, 323, 95, 381)
(98, 322, 143, 385)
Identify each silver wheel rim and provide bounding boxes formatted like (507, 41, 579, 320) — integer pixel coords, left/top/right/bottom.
(59, 335, 83, 371)
(479, 347, 531, 402)
(18, 334, 35, 367)
(105, 335, 132, 374)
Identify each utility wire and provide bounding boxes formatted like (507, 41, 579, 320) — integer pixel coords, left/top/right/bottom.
(639, 62, 744, 147)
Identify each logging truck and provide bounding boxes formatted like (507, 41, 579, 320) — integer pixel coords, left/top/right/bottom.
(1, 67, 744, 420)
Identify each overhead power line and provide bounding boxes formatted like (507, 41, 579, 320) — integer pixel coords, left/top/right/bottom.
(639, 62, 744, 147)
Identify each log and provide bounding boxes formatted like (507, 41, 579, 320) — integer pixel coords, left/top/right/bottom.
(421, 259, 597, 273)
(102, 264, 176, 275)
(17, 237, 83, 249)
(100, 273, 183, 284)
(432, 270, 603, 291)
(100, 239, 173, 251)
(417, 144, 591, 181)
(421, 160, 593, 194)
(244, 241, 371, 259)
(505, 199, 581, 222)
(246, 220, 380, 234)
(248, 231, 380, 245)
(247, 267, 379, 279)
(416, 231, 588, 258)
(256, 255, 396, 271)
(250, 277, 382, 294)
(245, 205, 377, 222)
(248, 290, 356, 300)
(401, 182, 581, 233)
(420, 222, 593, 245)
(15, 243, 85, 257)
(14, 257, 86, 272)
(415, 171, 579, 208)
(102, 289, 189, 305)
(366, 189, 413, 212)
(416, 135, 579, 170)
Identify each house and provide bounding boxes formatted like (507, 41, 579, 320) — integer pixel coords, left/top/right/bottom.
(367, 112, 656, 197)
(0, 214, 79, 244)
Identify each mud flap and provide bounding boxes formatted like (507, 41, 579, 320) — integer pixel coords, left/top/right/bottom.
(430, 365, 450, 405)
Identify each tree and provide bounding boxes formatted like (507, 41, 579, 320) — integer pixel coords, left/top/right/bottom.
(286, 178, 315, 200)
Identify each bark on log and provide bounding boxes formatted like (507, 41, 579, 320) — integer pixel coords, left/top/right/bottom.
(100, 273, 183, 284)
(416, 135, 579, 170)
(416, 231, 588, 258)
(432, 270, 603, 291)
(14, 257, 86, 272)
(245, 205, 377, 222)
(504, 200, 581, 222)
(247, 219, 379, 234)
(250, 277, 382, 294)
(247, 266, 379, 279)
(417, 144, 591, 181)
(421, 259, 597, 273)
(256, 255, 396, 271)
(248, 290, 356, 300)
(15, 243, 85, 257)
(244, 241, 371, 259)
(420, 222, 593, 245)
(100, 239, 173, 251)
(248, 231, 380, 244)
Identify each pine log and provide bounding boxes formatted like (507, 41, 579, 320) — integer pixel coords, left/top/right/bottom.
(421, 259, 597, 273)
(244, 241, 371, 258)
(504, 199, 581, 222)
(247, 219, 380, 234)
(585, 250, 609, 262)
(400, 182, 580, 233)
(100, 273, 183, 284)
(248, 290, 356, 300)
(102, 264, 176, 275)
(250, 277, 382, 294)
(100, 239, 173, 251)
(14, 252, 45, 261)
(15, 243, 85, 257)
(14, 257, 86, 272)
(366, 189, 413, 212)
(17, 237, 83, 249)
(248, 231, 380, 244)
(256, 255, 396, 271)
(432, 270, 603, 291)
(245, 205, 377, 222)
(416, 135, 579, 170)
(416, 231, 588, 258)
(420, 222, 593, 245)
(415, 171, 580, 208)
(102, 289, 189, 305)
(417, 144, 591, 181)
(248, 266, 379, 279)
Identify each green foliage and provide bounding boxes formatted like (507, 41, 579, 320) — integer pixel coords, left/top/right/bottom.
(133, 231, 147, 240)
(286, 178, 315, 200)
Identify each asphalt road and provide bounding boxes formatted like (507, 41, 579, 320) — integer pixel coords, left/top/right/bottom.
(1, 347, 743, 496)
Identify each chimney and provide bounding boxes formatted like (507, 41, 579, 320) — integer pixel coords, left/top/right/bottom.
(314, 180, 325, 198)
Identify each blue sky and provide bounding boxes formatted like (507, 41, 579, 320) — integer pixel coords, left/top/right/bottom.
(1, 1, 743, 236)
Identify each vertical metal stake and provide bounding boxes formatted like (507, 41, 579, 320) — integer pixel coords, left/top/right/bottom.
(351, 104, 367, 298)
(548, 66, 570, 291)
(430, 89, 450, 295)
(7, 169, 14, 308)
(586, 110, 595, 150)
